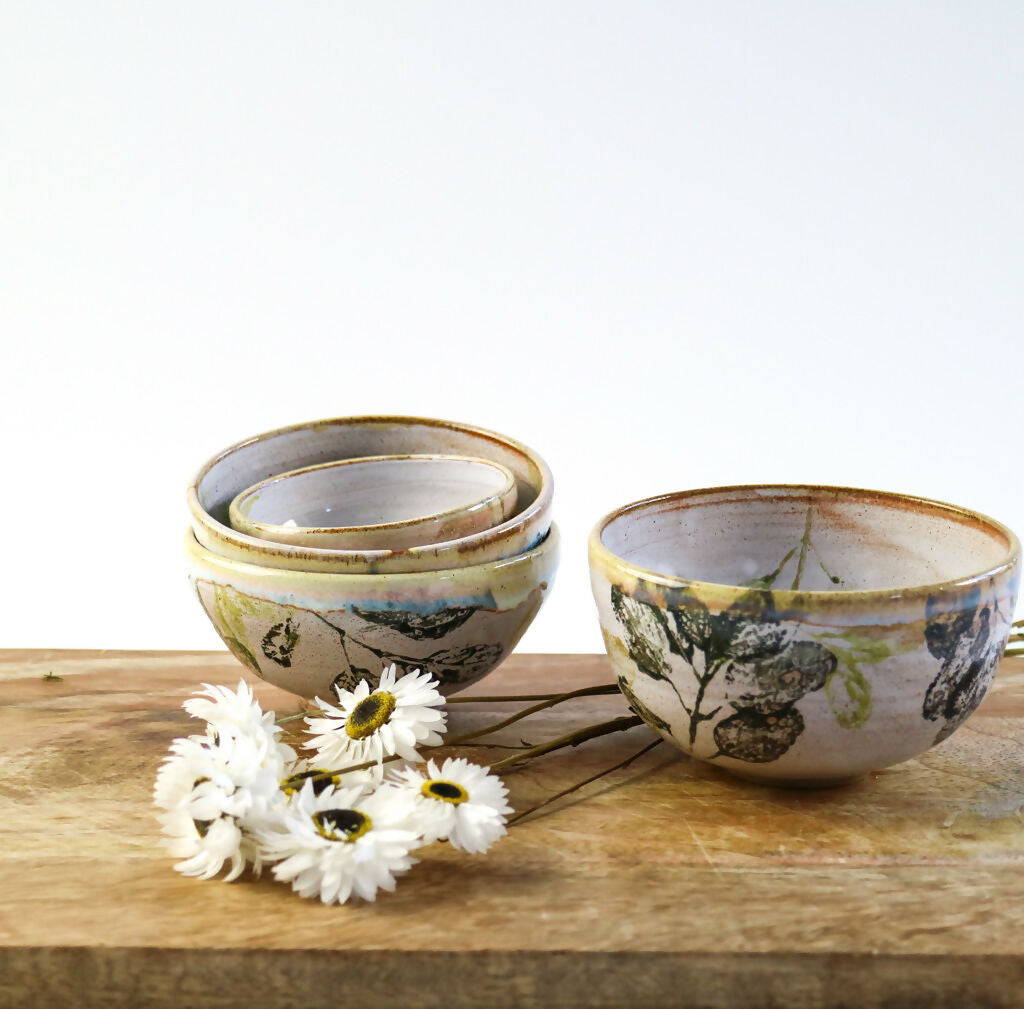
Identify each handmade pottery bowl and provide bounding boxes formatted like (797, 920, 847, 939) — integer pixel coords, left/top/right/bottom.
(228, 454, 518, 551)
(186, 523, 559, 698)
(589, 485, 1021, 786)
(189, 416, 553, 574)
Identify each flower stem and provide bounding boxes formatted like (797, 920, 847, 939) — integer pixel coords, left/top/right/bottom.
(488, 715, 644, 773)
(447, 685, 619, 704)
(304, 715, 644, 783)
(441, 683, 623, 746)
(508, 736, 662, 825)
(275, 710, 320, 725)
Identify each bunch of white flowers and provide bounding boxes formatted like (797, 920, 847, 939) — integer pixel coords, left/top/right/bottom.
(153, 667, 512, 904)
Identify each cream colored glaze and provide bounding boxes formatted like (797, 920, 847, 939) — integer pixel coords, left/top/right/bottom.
(229, 454, 517, 551)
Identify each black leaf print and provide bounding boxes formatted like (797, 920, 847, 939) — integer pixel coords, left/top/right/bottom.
(350, 606, 477, 641)
(262, 617, 300, 667)
(713, 706, 805, 763)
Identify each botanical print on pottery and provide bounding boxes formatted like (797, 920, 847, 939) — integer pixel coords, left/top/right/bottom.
(195, 579, 541, 697)
(922, 581, 1012, 745)
(604, 509, 1012, 767)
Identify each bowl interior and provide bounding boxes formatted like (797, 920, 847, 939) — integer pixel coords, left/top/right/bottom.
(195, 417, 544, 534)
(600, 486, 1015, 592)
(232, 455, 515, 530)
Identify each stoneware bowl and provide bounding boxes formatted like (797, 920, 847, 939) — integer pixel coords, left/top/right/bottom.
(589, 485, 1021, 787)
(189, 416, 553, 574)
(186, 523, 559, 698)
(228, 454, 518, 551)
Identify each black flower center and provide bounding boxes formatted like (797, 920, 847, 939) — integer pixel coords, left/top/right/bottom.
(422, 779, 468, 805)
(193, 818, 214, 838)
(346, 691, 397, 739)
(313, 808, 372, 843)
(281, 769, 338, 796)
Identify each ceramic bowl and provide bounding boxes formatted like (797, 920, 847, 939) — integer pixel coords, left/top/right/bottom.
(189, 416, 553, 574)
(228, 454, 518, 551)
(186, 523, 559, 698)
(589, 485, 1021, 787)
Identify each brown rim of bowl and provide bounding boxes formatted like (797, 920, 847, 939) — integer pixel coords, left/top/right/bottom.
(588, 483, 1022, 604)
(186, 521, 560, 586)
(187, 415, 553, 564)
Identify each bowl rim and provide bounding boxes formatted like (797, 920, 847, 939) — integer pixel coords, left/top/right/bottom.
(186, 521, 560, 586)
(588, 483, 1021, 604)
(228, 453, 517, 539)
(187, 415, 553, 566)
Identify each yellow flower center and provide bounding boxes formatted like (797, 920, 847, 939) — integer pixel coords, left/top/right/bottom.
(345, 691, 397, 739)
(421, 779, 468, 805)
(313, 808, 373, 843)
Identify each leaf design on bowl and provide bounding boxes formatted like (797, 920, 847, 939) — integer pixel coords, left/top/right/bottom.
(617, 675, 672, 735)
(713, 706, 805, 763)
(349, 606, 477, 641)
(609, 585, 838, 763)
(923, 587, 1006, 743)
(720, 641, 836, 715)
(262, 617, 300, 667)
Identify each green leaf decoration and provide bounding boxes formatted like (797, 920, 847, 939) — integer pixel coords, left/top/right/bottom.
(824, 662, 873, 729)
(223, 636, 263, 677)
(808, 626, 911, 730)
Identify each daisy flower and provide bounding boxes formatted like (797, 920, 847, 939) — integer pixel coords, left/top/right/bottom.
(259, 779, 421, 903)
(387, 757, 512, 854)
(154, 727, 291, 880)
(183, 680, 295, 763)
(304, 664, 446, 772)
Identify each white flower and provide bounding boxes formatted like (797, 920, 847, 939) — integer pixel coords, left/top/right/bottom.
(387, 757, 512, 854)
(259, 779, 421, 903)
(304, 664, 446, 773)
(154, 728, 291, 880)
(183, 680, 295, 765)
(158, 806, 262, 882)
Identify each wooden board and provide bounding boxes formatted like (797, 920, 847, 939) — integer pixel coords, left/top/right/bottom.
(2, 649, 1024, 1008)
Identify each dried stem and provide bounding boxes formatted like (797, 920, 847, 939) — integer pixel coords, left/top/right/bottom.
(508, 736, 662, 825)
(443, 683, 624, 746)
(276, 683, 619, 729)
(488, 715, 644, 773)
(276, 710, 320, 725)
(447, 686, 618, 704)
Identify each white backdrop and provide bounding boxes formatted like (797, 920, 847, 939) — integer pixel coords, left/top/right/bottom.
(3, 2, 1022, 652)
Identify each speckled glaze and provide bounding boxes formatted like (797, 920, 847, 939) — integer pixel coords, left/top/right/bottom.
(188, 416, 553, 574)
(589, 486, 1021, 786)
(186, 523, 559, 698)
(228, 454, 517, 551)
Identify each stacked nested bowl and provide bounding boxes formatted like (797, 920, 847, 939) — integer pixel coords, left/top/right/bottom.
(186, 416, 557, 698)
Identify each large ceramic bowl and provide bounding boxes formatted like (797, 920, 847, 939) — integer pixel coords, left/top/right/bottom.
(189, 416, 552, 574)
(229, 454, 518, 551)
(589, 485, 1021, 786)
(187, 523, 559, 698)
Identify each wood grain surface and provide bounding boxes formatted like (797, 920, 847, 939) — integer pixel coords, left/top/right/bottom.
(2, 649, 1024, 1008)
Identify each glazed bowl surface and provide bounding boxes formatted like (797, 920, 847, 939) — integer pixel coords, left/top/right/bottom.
(187, 523, 559, 698)
(228, 454, 517, 551)
(589, 485, 1021, 786)
(189, 416, 552, 574)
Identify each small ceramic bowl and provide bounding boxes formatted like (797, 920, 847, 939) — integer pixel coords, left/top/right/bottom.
(589, 485, 1021, 787)
(186, 523, 559, 698)
(189, 416, 553, 574)
(228, 454, 518, 551)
